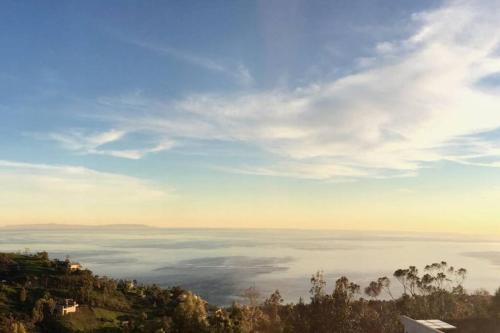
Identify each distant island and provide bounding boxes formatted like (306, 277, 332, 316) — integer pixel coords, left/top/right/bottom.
(0, 224, 160, 231)
(0, 251, 499, 332)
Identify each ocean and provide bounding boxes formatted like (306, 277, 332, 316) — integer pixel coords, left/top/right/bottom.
(1, 225, 499, 305)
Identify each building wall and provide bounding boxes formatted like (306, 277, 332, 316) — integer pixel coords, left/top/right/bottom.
(59, 304, 78, 315)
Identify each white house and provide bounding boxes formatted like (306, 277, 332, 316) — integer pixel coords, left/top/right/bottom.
(69, 262, 82, 271)
(400, 316, 456, 333)
(58, 299, 79, 315)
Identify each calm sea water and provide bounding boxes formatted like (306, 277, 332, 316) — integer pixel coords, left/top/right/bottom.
(1, 225, 499, 305)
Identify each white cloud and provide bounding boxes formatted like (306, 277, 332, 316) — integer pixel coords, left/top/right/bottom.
(92, 141, 175, 160)
(51, 0, 500, 180)
(48, 129, 174, 160)
(0, 160, 171, 222)
(0, 160, 169, 198)
(49, 129, 126, 151)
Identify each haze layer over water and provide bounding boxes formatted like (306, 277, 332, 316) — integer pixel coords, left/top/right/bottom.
(1, 225, 499, 305)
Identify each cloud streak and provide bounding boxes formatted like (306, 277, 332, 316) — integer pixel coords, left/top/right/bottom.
(48, 0, 500, 180)
(129, 40, 254, 87)
(48, 129, 174, 160)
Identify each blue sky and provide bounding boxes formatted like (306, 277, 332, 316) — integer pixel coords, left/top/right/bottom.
(2, 0, 500, 231)
(0, 0, 437, 172)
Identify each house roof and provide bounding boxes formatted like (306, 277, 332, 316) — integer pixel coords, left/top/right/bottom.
(416, 319, 456, 331)
(400, 315, 456, 332)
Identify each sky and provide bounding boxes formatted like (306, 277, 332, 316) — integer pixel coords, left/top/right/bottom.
(2, 0, 500, 233)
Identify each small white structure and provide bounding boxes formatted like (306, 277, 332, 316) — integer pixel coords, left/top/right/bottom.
(58, 299, 79, 315)
(400, 316, 456, 333)
(69, 262, 82, 271)
(126, 280, 135, 290)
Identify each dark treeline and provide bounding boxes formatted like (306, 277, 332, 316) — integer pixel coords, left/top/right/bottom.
(1, 252, 500, 332)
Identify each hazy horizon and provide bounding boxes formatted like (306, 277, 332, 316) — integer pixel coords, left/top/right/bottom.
(2, 222, 500, 240)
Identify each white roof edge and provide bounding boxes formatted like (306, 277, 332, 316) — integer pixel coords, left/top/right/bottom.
(400, 315, 456, 332)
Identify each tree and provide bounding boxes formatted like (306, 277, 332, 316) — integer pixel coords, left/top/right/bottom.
(330, 276, 360, 332)
(364, 281, 382, 299)
(241, 286, 269, 332)
(310, 271, 326, 303)
(173, 292, 209, 332)
(31, 297, 56, 323)
(263, 290, 284, 332)
(9, 322, 27, 333)
(263, 289, 283, 319)
(19, 288, 27, 303)
(37, 251, 49, 261)
(209, 308, 232, 332)
(491, 287, 500, 318)
(242, 286, 260, 307)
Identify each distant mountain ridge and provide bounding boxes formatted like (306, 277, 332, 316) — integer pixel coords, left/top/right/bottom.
(0, 223, 157, 230)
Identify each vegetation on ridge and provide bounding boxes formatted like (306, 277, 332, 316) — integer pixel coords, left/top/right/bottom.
(1, 251, 500, 332)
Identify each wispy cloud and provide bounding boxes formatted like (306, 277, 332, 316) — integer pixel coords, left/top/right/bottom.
(46, 0, 500, 180)
(47, 128, 174, 160)
(129, 39, 254, 87)
(0, 160, 169, 198)
(0, 160, 172, 223)
(49, 129, 126, 151)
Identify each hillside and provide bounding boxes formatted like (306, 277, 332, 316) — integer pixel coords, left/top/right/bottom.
(1, 251, 500, 332)
(0, 251, 211, 332)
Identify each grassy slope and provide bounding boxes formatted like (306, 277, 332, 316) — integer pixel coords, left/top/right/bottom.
(57, 306, 127, 331)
